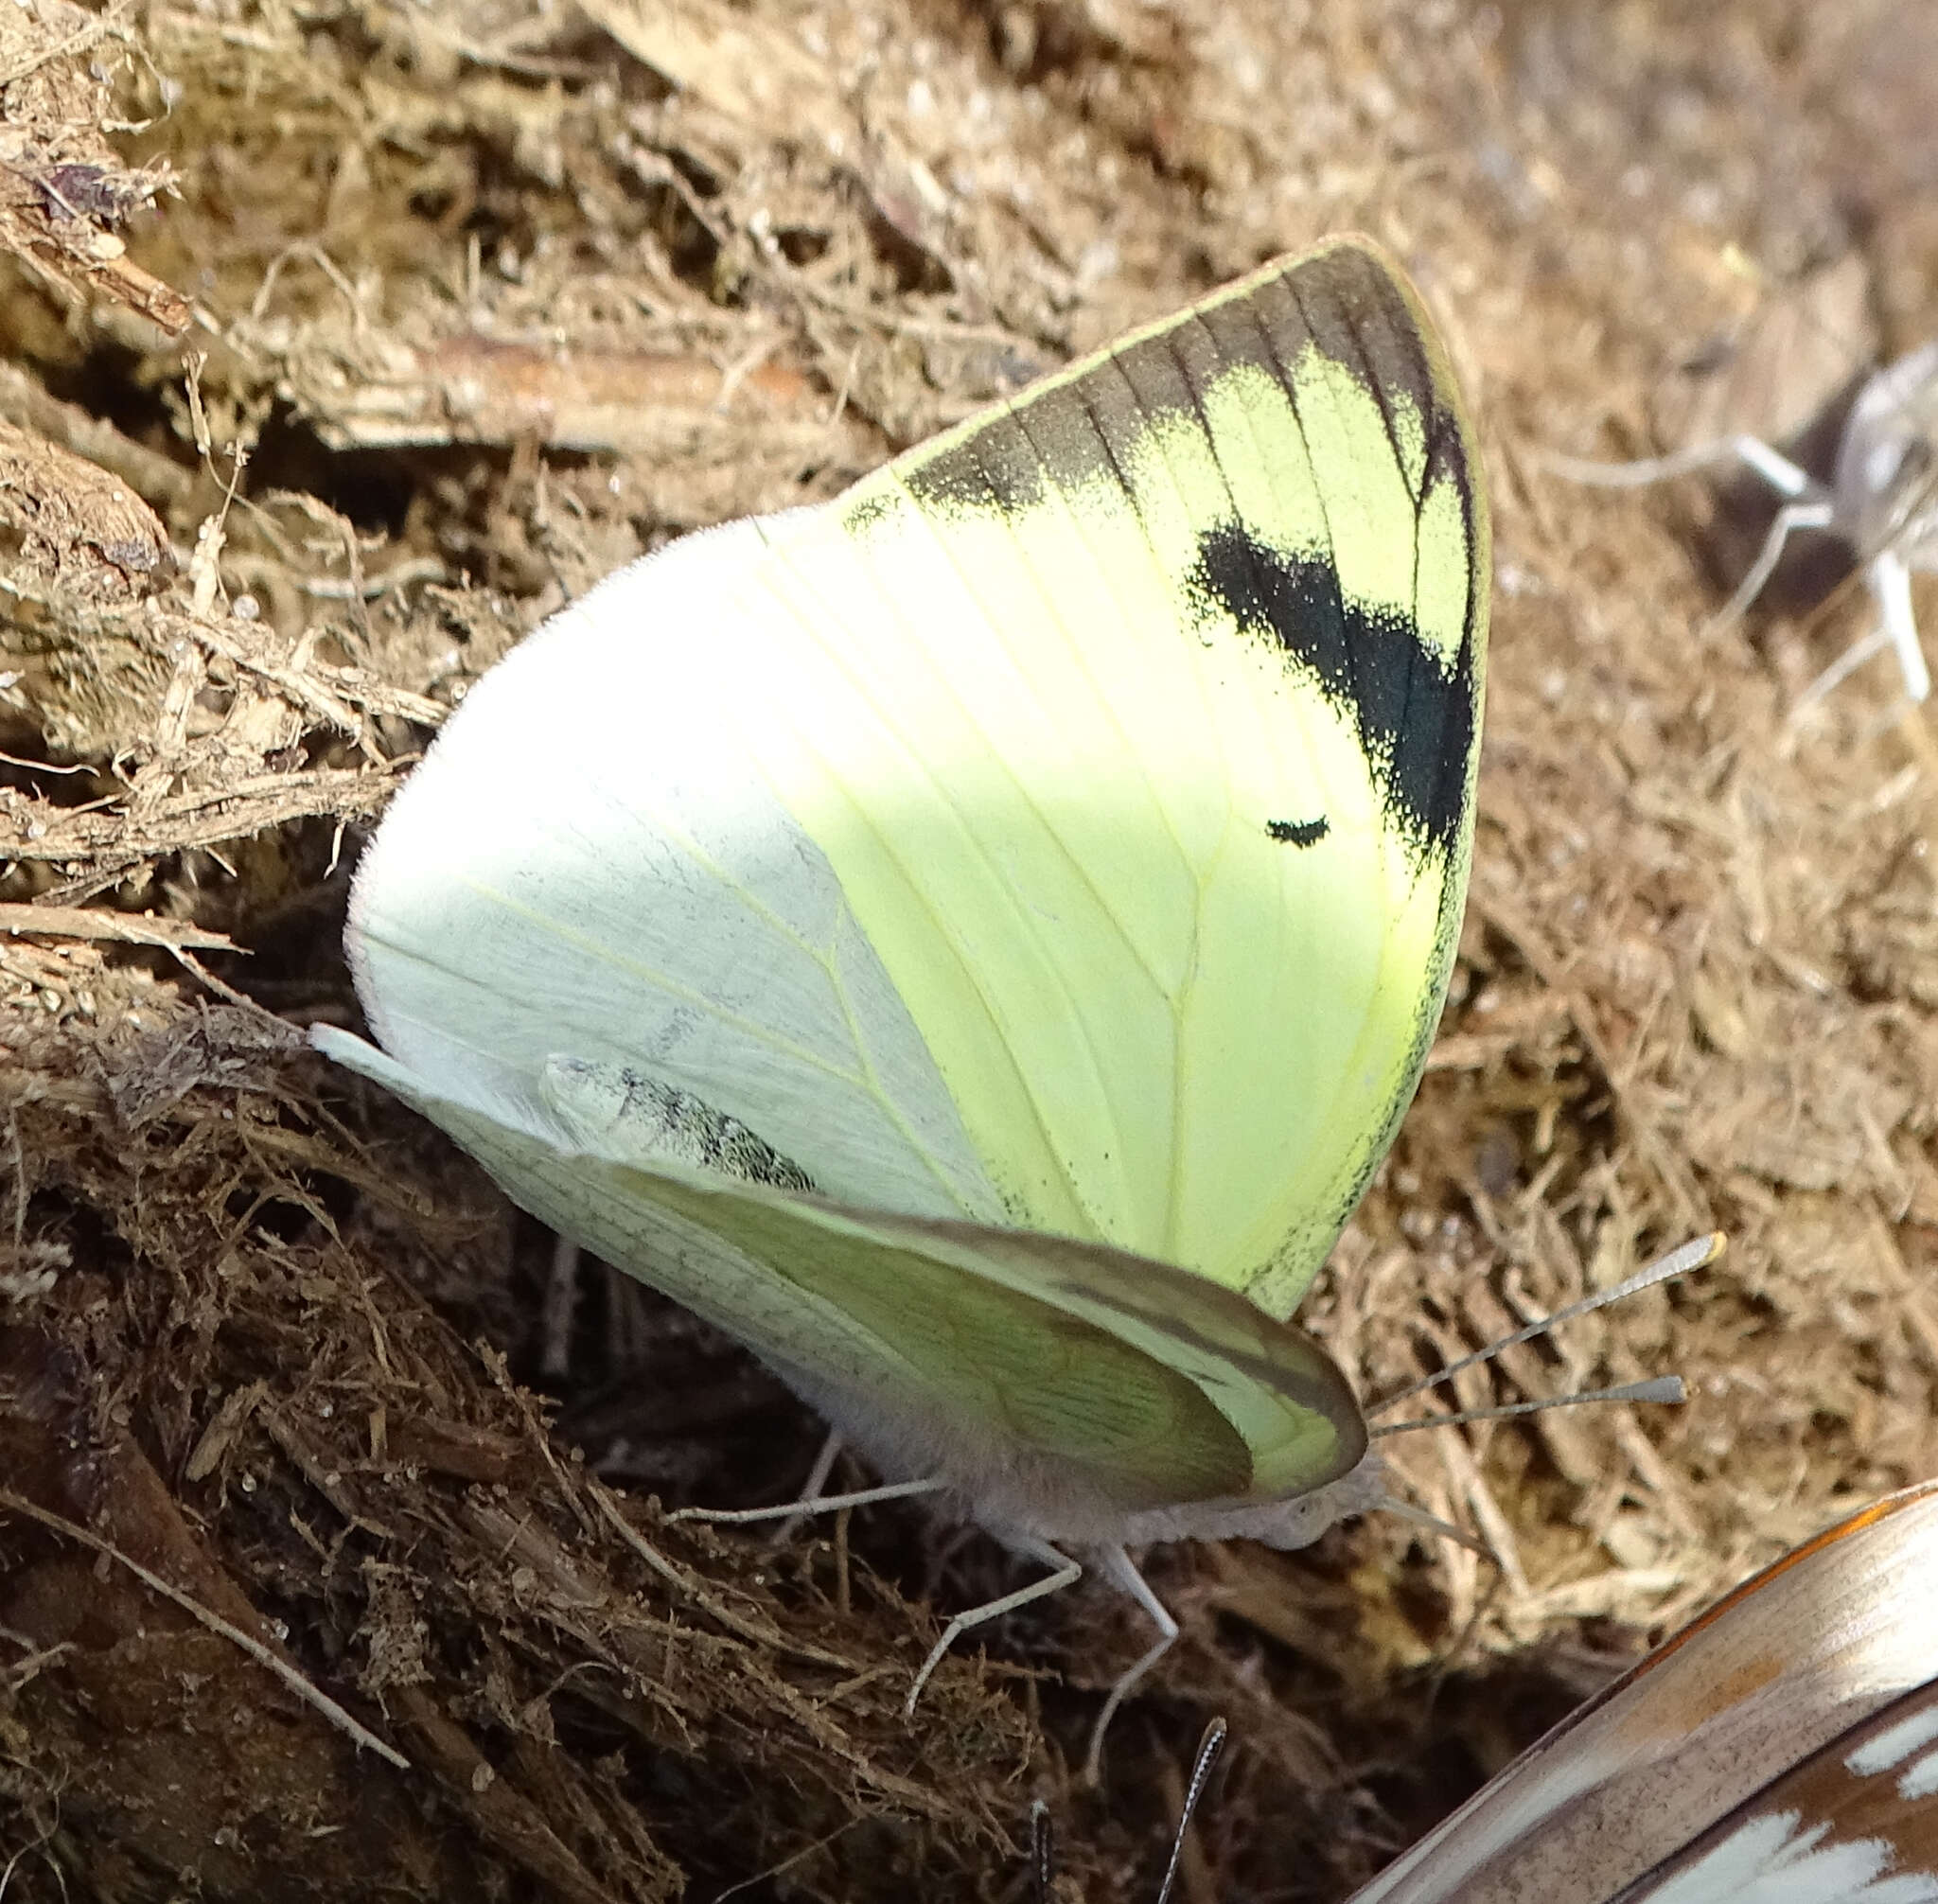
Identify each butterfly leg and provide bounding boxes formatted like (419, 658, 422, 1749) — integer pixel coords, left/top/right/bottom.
(1083, 1544, 1181, 1785)
(1789, 547, 1929, 711)
(1552, 435, 1841, 643)
(669, 1473, 943, 1524)
(1791, 622, 1897, 713)
(1549, 432, 1816, 496)
(539, 1235, 581, 1381)
(1706, 493, 1837, 635)
(1865, 545, 1932, 702)
(755, 1428, 846, 1546)
(904, 1536, 1083, 1718)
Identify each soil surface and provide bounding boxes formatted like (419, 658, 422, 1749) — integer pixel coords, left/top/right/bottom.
(2, 1, 1934, 1898)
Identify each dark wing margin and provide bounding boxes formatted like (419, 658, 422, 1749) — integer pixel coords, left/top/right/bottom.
(1189, 239, 1487, 868)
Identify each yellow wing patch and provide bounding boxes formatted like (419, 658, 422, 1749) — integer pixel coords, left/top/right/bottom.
(747, 237, 1487, 1315)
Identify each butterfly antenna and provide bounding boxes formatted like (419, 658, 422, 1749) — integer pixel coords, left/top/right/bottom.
(1154, 1719, 1228, 1904)
(1365, 1231, 1724, 1422)
(1372, 1375, 1687, 1438)
(1029, 1798, 1053, 1904)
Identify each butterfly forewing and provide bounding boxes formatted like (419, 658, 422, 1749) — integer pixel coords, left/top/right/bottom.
(339, 507, 1009, 1230)
(742, 237, 1488, 1307)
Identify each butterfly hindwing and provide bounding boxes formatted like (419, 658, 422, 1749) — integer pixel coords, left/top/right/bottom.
(317, 1036, 1365, 1527)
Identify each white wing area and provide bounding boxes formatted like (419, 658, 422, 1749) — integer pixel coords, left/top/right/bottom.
(343, 515, 1005, 1227)
(1647, 1813, 1938, 1904)
(347, 485, 1435, 1291)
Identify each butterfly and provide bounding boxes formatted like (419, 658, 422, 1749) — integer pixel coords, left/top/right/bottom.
(1342, 1479, 1938, 1904)
(312, 234, 1491, 1772)
(1552, 339, 1938, 706)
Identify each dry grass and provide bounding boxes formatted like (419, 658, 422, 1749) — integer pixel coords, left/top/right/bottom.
(2, 0, 1935, 1897)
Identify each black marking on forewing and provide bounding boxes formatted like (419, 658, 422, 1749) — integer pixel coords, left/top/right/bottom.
(899, 241, 1434, 521)
(906, 396, 1052, 514)
(1266, 816, 1330, 847)
(1287, 257, 1489, 689)
(1191, 527, 1476, 860)
(1197, 251, 1483, 864)
(887, 242, 1483, 864)
(1278, 245, 1442, 438)
(840, 488, 897, 537)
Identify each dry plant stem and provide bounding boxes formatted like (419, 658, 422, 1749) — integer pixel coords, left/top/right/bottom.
(0, 902, 237, 952)
(0, 360, 195, 507)
(0, 1487, 411, 1771)
(587, 1480, 857, 1673)
(15, 765, 397, 906)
